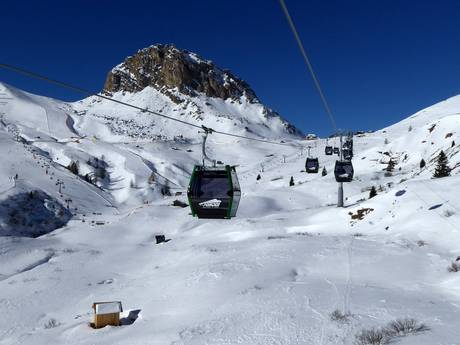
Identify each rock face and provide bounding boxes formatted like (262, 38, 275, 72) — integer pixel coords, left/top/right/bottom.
(102, 44, 302, 136)
(104, 44, 258, 102)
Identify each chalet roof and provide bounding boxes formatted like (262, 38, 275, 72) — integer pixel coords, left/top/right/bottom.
(92, 301, 123, 315)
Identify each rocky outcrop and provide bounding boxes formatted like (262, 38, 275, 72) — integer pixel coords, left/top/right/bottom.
(102, 44, 303, 136)
(103, 44, 258, 102)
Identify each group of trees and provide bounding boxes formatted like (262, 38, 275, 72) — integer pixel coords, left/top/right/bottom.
(419, 150, 451, 178)
(66, 157, 109, 185)
(385, 150, 450, 179)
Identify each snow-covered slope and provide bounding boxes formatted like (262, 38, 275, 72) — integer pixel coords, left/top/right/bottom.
(72, 86, 300, 142)
(1, 58, 460, 344)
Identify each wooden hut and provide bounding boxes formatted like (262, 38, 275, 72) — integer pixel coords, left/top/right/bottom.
(92, 301, 123, 329)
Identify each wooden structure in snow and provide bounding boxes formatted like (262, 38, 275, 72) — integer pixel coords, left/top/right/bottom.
(92, 301, 123, 329)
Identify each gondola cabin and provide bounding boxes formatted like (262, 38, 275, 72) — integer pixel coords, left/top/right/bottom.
(334, 160, 354, 182)
(343, 148, 353, 160)
(343, 139, 353, 149)
(187, 165, 241, 219)
(333, 147, 340, 155)
(325, 146, 333, 155)
(305, 158, 319, 173)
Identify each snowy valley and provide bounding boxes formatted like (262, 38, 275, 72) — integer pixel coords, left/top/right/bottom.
(0, 45, 460, 345)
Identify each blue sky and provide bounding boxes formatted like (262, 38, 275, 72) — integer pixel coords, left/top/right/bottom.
(1, 0, 459, 136)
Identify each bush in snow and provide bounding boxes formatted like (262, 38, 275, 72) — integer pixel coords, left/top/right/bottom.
(321, 167, 327, 176)
(354, 328, 388, 345)
(44, 318, 61, 329)
(433, 150, 450, 178)
(416, 240, 427, 247)
(369, 186, 377, 199)
(289, 176, 295, 186)
(330, 309, 351, 322)
(384, 318, 429, 337)
(419, 159, 426, 169)
(355, 318, 429, 345)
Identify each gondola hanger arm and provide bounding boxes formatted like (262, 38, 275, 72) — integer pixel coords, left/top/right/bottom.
(199, 126, 217, 167)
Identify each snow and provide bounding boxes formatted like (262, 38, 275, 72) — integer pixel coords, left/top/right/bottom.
(95, 302, 123, 315)
(0, 81, 459, 344)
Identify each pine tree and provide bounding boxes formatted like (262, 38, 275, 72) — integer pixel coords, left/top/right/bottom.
(161, 180, 171, 196)
(433, 150, 451, 178)
(386, 159, 395, 171)
(321, 167, 327, 176)
(384, 138, 389, 145)
(67, 161, 79, 175)
(420, 158, 426, 169)
(384, 158, 395, 176)
(452, 140, 456, 148)
(408, 125, 412, 132)
(289, 176, 295, 186)
(256, 174, 261, 181)
(84, 173, 92, 183)
(369, 186, 377, 199)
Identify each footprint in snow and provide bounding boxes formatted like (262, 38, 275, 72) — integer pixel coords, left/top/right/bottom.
(97, 278, 114, 285)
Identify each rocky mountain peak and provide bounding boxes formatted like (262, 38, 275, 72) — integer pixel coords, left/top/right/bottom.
(103, 44, 258, 103)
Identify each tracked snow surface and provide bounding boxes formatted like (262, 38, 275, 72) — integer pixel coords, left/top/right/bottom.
(0, 77, 460, 345)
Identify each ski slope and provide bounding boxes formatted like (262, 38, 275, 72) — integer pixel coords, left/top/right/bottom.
(0, 82, 460, 345)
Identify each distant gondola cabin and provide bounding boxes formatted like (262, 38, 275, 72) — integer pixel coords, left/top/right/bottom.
(92, 301, 123, 329)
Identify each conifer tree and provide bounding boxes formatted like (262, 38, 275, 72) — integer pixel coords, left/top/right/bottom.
(67, 161, 79, 175)
(420, 158, 426, 169)
(321, 167, 327, 176)
(384, 158, 395, 176)
(433, 150, 450, 178)
(256, 174, 261, 181)
(289, 176, 295, 186)
(369, 186, 377, 199)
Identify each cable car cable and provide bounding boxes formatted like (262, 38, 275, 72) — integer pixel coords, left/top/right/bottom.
(278, 0, 355, 206)
(278, 0, 338, 132)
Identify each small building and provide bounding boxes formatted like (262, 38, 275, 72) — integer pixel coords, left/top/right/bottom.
(305, 134, 318, 140)
(92, 301, 123, 329)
